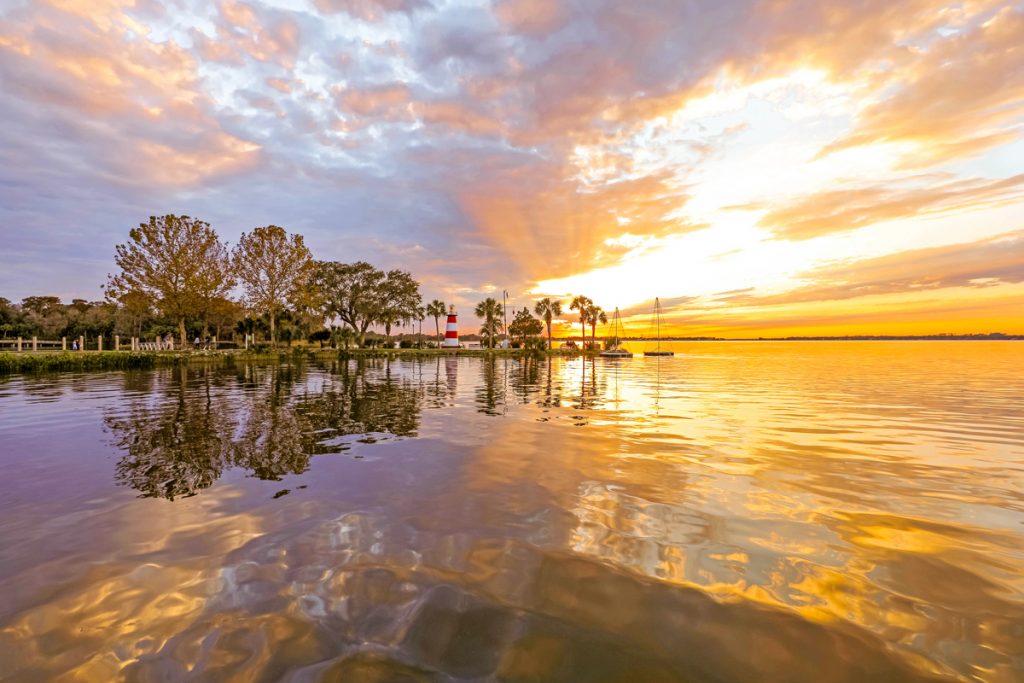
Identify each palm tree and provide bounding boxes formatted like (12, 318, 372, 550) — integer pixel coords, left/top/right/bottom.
(569, 295, 592, 348)
(426, 299, 446, 346)
(336, 326, 355, 350)
(475, 297, 504, 349)
(586, 304, 607, 350)
(534, 298, 563, 350)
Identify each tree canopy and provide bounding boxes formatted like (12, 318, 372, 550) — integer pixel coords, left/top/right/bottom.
(475, 297, 504, 349)
(106, 215, 234, 345)
(376, 269, 424, 343)
(6, 213, 625, 352)
(585, 303, 607, 348)
(534, 297, 563, 349)
(569, 295, 592, 344)
(315, 261, 423, 345)
(509, 307, 543, 346)
(231, 225, 313, 344)
(426, 299, 447, 343)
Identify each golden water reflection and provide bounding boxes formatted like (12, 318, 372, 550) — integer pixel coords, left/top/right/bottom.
(0, 343, 1022, 681)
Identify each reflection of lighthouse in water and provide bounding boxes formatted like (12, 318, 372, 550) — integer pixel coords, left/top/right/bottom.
(445, 356, 458, 398)
(443, 305, 459, 348)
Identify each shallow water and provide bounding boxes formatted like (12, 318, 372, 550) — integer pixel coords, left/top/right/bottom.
(0, 342, 1022, 682)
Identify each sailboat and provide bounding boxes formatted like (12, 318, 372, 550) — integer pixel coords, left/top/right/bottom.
(644, 297, 674, 357)
(600, 308, 633, 358)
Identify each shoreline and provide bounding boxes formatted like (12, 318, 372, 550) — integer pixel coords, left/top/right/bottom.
(0, 347, 588, 375)
(2, 337, 1021, 375)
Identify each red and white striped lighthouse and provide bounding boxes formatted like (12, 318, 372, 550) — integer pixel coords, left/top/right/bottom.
(443, 305, 459, 348)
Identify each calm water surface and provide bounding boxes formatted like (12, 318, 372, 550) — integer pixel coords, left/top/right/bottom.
(0, 342, 1022, 682)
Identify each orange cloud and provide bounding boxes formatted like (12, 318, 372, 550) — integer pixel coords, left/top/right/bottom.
(190, 1, 301, 68)
(493, 0, 567, 35)
(266, 77, 292, 93)
(0, 1, 261, 186)
(335, 83, 413, 119)
(414, 101, 505, 136)
(721, 231, 1024, 307)
(750, 174, 1024, 240)
(669, 283, 1024, 338)
(312, 0, 433, 21)
(821, 6, 1024, 164)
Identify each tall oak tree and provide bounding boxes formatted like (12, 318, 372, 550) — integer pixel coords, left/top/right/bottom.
(106, 215, 234, 346)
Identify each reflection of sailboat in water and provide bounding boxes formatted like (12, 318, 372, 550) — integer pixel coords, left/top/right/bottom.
(644, 297, 674, 357)
(600, 308, 633, 358)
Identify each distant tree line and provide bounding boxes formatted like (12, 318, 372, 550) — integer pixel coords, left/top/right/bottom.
(4, 214, 630, 350)
(1, 296, 125, 344)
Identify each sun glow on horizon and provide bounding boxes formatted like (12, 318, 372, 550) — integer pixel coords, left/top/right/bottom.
(533, 59, 1024, 336)
(0, 0, 1021, 335)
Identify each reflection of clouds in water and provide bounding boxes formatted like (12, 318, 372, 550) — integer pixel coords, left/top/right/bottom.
(564, 474, 1024, 681)
(2, 344, 1023, 681)
(112, 507, 945, 682)
(569, 481, 708, 581)
(0, 503, 268, 682)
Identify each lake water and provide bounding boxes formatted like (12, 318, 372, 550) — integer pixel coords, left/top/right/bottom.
(0, 342, 1022, 682)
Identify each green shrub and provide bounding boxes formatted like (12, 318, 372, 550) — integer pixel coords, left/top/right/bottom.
(525, 337, 548, 351)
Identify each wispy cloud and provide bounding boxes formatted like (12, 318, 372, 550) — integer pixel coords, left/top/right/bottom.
(0, 0, 1021, 333)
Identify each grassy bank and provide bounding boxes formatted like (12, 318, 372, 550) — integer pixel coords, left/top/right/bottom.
(0, 346, 589, 375)
(0, 351, 172, 374)
(0, 349, 297, 374)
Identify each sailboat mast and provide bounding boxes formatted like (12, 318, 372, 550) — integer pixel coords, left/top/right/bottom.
(643, 297, 674, 357)
(656, 297, 660, 353)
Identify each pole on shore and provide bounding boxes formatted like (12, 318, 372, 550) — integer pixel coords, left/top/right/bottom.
(78, 336, 84, 352)
(98, 336, 103, 352)
(62, 337, 67, 351)
(115, 335, 120, 351)
(32, 336, 38, 352)
(17, 337, 22, 353)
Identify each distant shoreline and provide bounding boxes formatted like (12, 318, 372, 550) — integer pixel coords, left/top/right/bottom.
(552, 334, 1024, 342)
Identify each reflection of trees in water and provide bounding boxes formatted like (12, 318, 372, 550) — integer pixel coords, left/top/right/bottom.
(475, 357, 605, 416)
(106, 360, 424, 500)
(508, 357, 541, 404)
(108, 366, 236, 500)
(420, 356, 458, 408)
(574, 357, 606, 412)
(233, 369, 312, 481)
(298, 359, 422, 446)
(475, 356, 507, 416)
(537, 359, 562, 409)
(474, 357, 546, 414)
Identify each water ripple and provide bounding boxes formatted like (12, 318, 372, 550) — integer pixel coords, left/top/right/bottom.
(0, 343, 1022, 681)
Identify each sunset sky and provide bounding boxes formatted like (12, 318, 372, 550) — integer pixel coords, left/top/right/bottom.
(1, 0, 1022, 337)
